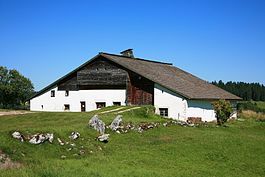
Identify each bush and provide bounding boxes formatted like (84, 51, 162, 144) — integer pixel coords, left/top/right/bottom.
(212, 100, 233, 125)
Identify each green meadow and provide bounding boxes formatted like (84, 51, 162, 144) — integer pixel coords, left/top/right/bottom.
(0, 106, 265, 177)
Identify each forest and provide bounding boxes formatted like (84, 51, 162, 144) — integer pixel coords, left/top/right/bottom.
(212, 80, 265, 101)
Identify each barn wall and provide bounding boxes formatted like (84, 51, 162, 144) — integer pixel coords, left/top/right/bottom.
(154, 84, 217, 122)
(30, 87, 126, 112)
(186, 100, 216, 122)
(57, 58, 127, 91)
(154, 84, 187, 120)
(127, 72, 154, 105)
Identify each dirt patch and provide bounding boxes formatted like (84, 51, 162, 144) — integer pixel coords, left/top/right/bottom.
(159, 135, 173, 143)
(0, 150, 22, 169)
(0, 111, 33, 117)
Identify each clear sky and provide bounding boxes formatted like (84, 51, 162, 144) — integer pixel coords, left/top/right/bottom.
(0, 0, 265, 91)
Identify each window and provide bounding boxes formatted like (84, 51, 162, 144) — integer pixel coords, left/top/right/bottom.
(113, 102, 121, 106)
(51, 90, 55, 97)
(65, 90, 69, 97)
(96, 102, 106, 109)
(64, 104, 70, 111)
(159, 108, 168, 117)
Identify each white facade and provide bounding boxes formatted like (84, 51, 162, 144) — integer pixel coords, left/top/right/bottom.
(30, 87, 126, 112)
(154, 84, 217, 122)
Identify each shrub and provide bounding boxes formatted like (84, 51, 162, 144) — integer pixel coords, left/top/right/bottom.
(212, 100, 233, 125)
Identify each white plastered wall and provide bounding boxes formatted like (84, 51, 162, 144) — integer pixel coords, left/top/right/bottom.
(186, 100, 216, 122)
(154, 84, 217, 122)
(30, 87, 126, 112)
(154, 84, 188, 120)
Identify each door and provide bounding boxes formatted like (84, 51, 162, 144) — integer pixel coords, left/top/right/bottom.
(80, 102, 86, 112)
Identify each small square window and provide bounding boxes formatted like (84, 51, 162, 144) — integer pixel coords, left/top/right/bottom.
(96, 102, 106, 109)
(64, 104, 70, 111)
(65, 90, 69, 97)
(159, 108, 168, 117)
(113, 102, 121, 106)
(51, 90, 55, 97)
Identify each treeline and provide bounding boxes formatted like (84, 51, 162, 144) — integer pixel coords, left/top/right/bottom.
(0, 66, 34, 109)
(212, 80, 265, 101)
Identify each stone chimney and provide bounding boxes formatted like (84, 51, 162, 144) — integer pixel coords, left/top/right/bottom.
(120, 49, 134, 58)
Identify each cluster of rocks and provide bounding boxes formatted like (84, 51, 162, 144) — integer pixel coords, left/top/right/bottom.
(12, 131, 54, 145)
(88, 114, 109, 143)
(11, 131, 80, 146)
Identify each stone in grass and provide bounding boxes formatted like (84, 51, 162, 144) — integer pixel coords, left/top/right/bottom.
(97, 134, 110, 143)
(88, 115, 105, 134)
(11, 131, 25, 142)
(57, 138, 65, 146)
(110, 115, 123, 131)
(69, 132, 80, 140)
(29, 133, 54, 145)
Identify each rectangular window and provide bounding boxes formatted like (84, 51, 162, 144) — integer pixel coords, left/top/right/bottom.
(159, 108, 168, 117)
(96, 102, 106, 109)
(113, 102, 121, 106)
(64, 104, 70, 111)
(51, 90, 55, 97)
(65, 90, 69, 97)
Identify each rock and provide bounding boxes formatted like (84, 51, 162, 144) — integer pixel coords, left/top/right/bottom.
(28, 133, 54, 145)
(97, 134, 109, 143)
(110, 115, 123, 131)
(29, 134, 48, 145)
(57, 138, 65, 146)
(69, 132, 80, 140)
(89, 115, 105, 134)
(46, 133, 54, 143)
(12, 131, 25, 142)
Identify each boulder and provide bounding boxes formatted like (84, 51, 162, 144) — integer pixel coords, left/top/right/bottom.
(69, 132, 80, 140)
(29, 133, 54, 145)
(89, 115, 105, 134)
(110, 115, 123, 131)
(11, 131, 25, 142)
(97, 134, 109, 143)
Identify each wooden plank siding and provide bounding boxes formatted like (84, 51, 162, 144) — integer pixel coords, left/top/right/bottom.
(57, 57, 154, 105)
(126, 71, 154, 105)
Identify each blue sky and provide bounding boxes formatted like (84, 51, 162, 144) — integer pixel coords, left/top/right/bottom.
(0, 0, 265, 91)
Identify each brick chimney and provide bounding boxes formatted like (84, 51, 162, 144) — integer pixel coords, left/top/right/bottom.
(120, 49, 134, 58)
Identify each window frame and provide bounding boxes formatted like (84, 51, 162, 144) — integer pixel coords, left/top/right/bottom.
(64, 104, 70, 111)
(159, 108, 168, 117)
(51, 90, 55, 97)
(65, 90, 69, 97)
(96, 102, 106, 109)
(113, 102, 121, 106)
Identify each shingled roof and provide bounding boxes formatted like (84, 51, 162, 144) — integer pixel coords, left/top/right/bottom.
(31, 52, 241, 100)
(100, 53, 241, 100)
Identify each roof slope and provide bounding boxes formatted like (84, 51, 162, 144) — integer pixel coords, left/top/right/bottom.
(101, 53, 241, 100)
(31, 52, 241, 100)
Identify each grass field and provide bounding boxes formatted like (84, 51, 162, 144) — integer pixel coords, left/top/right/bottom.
(0, 106, 265, 177)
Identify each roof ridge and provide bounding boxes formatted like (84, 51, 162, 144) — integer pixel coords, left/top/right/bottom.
(100, 52, 173, 65)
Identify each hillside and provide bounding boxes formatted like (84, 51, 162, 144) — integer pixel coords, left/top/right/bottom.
(0, 106, 265, 177)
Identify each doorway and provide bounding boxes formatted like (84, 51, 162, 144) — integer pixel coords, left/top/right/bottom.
(80, 102, 86, 112)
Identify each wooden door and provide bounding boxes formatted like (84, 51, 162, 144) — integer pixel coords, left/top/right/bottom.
(80, 102, 86, 112)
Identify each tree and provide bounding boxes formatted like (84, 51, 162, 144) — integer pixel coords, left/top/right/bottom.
(212, 100, 233, 125)
(0, 66, 34, 109)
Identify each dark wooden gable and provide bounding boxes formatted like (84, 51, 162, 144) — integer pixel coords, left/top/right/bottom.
(77, 57, 128, 89)
(57, 56, 154, 105)
(58, 57, 128, 90)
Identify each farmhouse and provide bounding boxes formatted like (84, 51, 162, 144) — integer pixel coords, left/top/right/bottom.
(30, 49, 241, 122)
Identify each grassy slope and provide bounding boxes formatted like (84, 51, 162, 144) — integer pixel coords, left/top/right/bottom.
(0, 106, 265, 177)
